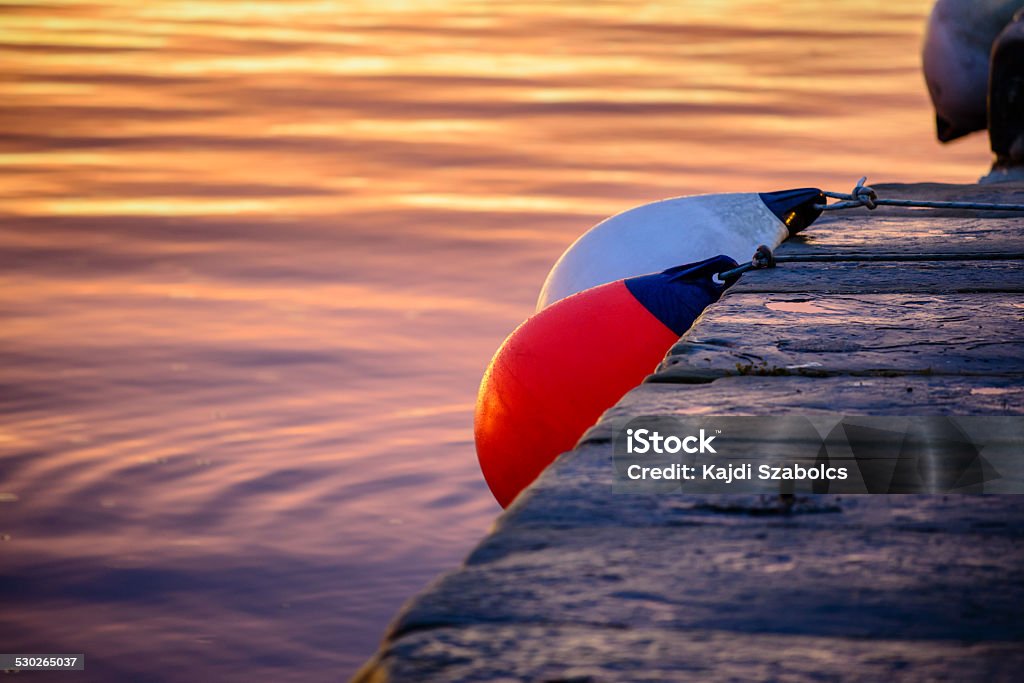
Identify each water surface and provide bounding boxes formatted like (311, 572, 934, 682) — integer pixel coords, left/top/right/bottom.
(0, 0, 991, 680)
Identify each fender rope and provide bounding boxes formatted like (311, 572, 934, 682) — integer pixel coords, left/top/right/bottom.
(717, 247, 1024, 282)
(816, 176, 1024, 212)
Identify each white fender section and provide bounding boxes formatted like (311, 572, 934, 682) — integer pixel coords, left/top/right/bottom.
(536, 188, 824, 310)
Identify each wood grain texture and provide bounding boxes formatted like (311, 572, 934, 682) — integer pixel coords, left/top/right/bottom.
(781, 218, 1024, 256)
(587, 376, 1024, 430)
(727, 261, 1024, 294)
(372, 624, 1024, 683)
(654, 293, 1024, 380)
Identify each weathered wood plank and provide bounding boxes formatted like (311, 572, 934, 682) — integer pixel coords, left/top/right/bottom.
(358, 437, 1024, 681)
(655, 293, 1024, 380)
(372, 624, 1024, 683)
(390, 498, 1024, 640)
(783, 217, 1024, 256)
(611, 375, 1024, 419)
(872, 181, 1024, 202)
(727, 260, 1024, 294)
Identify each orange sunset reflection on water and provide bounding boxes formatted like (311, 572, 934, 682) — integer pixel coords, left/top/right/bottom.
(0, 0, 993, 679)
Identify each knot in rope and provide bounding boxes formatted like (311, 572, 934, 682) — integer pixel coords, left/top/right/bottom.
(752, 244, 776, 269)
(850, 176, 877, 210)
(715, 244, 776, 282)
(819, 176, 878, 210)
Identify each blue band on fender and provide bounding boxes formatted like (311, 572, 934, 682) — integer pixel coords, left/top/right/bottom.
(624, 255, 739, 336)
(758, 188, 826, 235)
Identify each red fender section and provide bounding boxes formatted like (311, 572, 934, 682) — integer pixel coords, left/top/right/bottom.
(475, 280, 681, 508)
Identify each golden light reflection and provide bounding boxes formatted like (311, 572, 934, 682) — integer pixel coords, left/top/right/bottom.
(1, 0, 989, 222)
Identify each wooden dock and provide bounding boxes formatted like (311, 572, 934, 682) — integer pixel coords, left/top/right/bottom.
(355, 182, 1024, 682)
